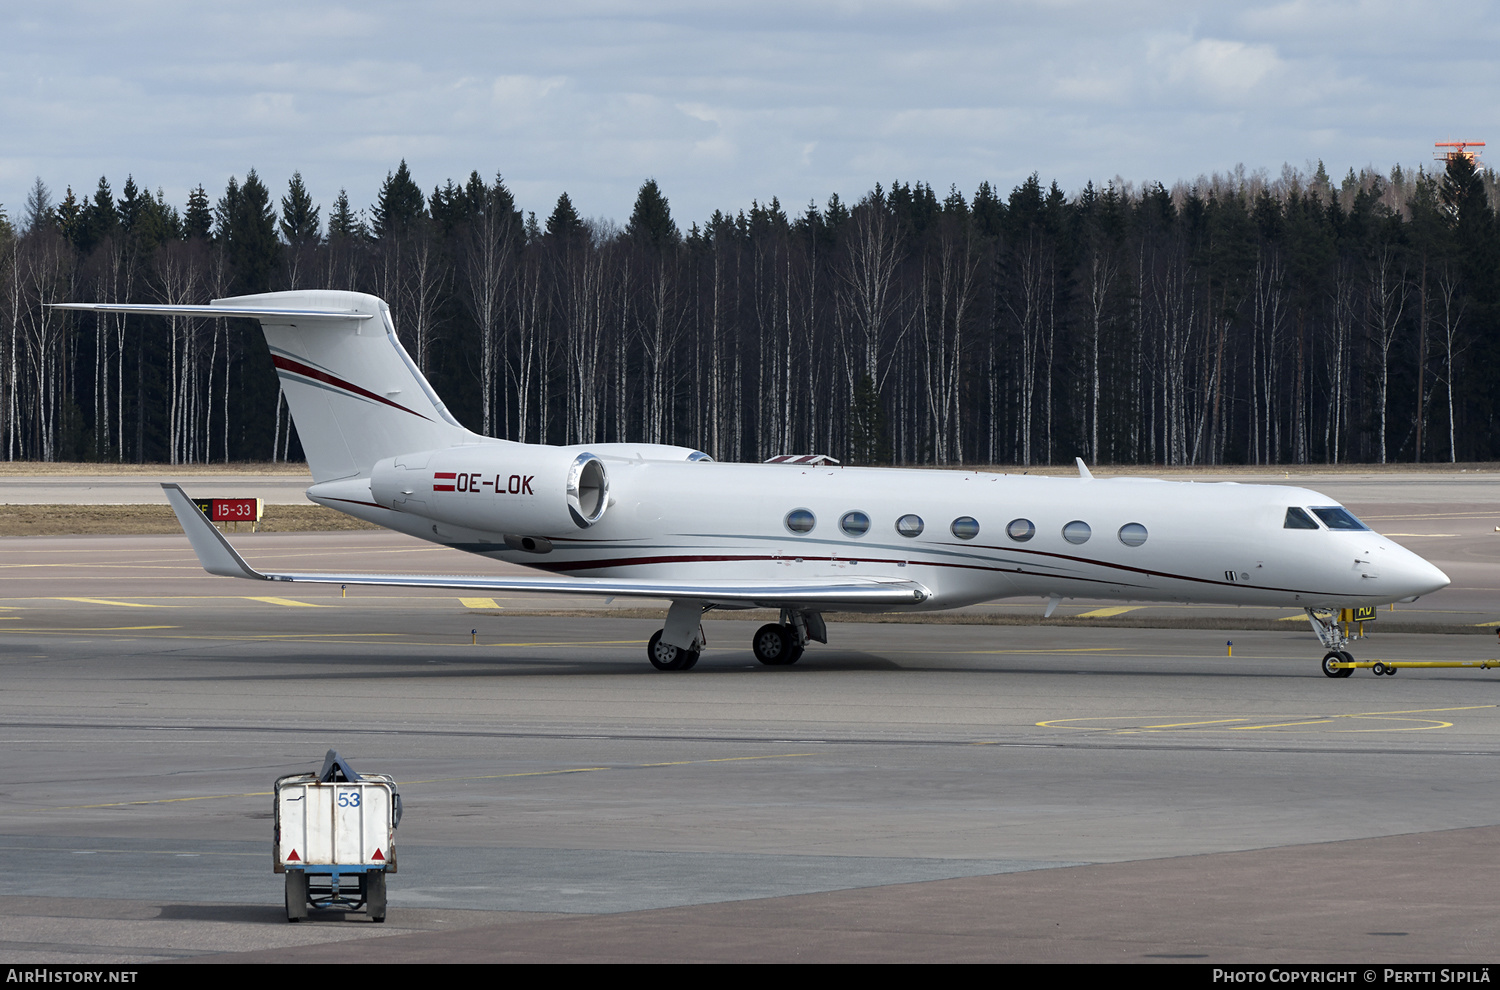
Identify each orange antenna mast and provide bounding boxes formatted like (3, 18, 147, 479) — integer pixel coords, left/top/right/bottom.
(1435, 141, 1485, 166)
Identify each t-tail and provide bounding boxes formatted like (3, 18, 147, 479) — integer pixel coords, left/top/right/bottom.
(55, 290, 478, 482)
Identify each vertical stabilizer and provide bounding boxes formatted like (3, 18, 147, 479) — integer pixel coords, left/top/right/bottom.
(216, 290, 478, 482)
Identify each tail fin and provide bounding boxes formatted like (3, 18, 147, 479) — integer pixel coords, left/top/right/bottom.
(222, 290, 475, 481)
(56, 290, 477, 482)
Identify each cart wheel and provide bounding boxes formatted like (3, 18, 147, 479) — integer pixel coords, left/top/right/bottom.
(367, 871, 387, 922)
(285, 872, 308, 922)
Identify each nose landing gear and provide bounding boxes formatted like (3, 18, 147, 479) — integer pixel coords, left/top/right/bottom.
(1321, 650, 1355, 679)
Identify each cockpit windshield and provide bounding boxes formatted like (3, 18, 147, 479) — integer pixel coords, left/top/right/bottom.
(1284, 507, 1318, 530)
(1310, 506, 1369, 531)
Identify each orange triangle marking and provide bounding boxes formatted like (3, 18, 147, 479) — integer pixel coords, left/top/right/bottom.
(287, 849, 300, 862)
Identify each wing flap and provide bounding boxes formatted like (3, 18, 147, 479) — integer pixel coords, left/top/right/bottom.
(162, 484, 929, 608)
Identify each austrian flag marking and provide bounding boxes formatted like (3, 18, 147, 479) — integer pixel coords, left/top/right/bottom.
(432, 471, 456, 492)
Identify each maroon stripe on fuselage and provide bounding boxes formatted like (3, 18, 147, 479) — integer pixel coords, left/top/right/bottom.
(523, 549, 1335, 596)
(273, 355, 431, 421)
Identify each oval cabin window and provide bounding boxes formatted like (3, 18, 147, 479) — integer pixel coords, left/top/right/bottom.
(1006, 518, 1035, 542)
(1062, 520, 1091, 545)
(840, 511, 871, 537)
(951, 516, 980, 540)
(895, 514, 924, 538)
(785, 509, 816, 534)
(1118, 522, 1148, 547)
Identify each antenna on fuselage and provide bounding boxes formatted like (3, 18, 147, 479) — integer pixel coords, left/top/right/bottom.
(1075, 457, 1094, 480)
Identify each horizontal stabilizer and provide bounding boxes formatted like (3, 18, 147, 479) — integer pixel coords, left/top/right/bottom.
(163, 484, 929, 608)
(51, 302, 372, 322)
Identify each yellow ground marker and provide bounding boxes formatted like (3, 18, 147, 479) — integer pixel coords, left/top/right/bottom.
(52, 597, 164, 608)
(460, 597, 500, 610)
(244, 596, 325, 607)
(1075, 606, 1143, 618)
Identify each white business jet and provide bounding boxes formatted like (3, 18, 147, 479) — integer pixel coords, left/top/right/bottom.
(55, 291, 1450, 677)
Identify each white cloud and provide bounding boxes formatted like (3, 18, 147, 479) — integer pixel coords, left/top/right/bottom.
(3, 1, 1500, 226)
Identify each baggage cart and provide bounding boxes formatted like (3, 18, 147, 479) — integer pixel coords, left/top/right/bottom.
(274, 750, 401, 922)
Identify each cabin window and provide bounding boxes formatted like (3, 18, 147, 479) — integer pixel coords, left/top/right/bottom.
(785, 508, 816, 534)
(1063, 520, 1091, 545)
(1118, 522, 1148, 547)
(1006, 518, 1035, 542)
(840, 511, 871, 537)
(1311, 506, 1369, 531)
(1283, 507, 1319, 530)
(896, 514, 924, 537)
(951, 516, 980, 540)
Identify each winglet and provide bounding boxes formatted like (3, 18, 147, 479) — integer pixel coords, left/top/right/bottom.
(1075, 457, 1093, 480)
(161, 484, 270, 581)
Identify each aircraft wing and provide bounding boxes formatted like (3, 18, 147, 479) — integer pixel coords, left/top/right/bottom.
(162, 484, 930, 608)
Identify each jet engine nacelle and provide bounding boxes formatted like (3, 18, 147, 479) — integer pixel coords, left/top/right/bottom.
(370, 444, 609, 535)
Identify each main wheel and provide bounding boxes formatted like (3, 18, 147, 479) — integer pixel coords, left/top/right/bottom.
(285, 871, 308, 922)
(1322, 651, 1352, 679)
(367, 871, 387, 922)
(753, 623, 801, 666)
(647, 630, 696, 671)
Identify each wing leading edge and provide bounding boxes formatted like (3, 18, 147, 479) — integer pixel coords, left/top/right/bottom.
(162, 484, 930, 609)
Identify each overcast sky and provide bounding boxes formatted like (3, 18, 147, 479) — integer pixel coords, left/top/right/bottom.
(3, 1, 1498, 231)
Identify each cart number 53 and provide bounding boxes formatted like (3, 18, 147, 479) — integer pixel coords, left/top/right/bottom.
(337, 792, 362, 808)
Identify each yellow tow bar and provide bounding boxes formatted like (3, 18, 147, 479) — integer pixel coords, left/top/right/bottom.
(1329, 659, 1500, 676)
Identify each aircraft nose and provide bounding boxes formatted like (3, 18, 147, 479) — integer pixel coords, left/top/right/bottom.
(1391, 553, 1450, 599)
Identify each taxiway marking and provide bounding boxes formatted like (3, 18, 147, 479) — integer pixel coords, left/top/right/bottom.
(19, 754, 818, 812)
(1037, 705, 1496, 734)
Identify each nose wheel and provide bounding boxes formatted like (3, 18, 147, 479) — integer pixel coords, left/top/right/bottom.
(1321, 650, 1355, 678)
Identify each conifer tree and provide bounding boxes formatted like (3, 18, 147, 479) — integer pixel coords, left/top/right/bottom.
(546, 192, 585, 239)
(626, 178, 679, 250)
(372, 160, 425, 240)
(327, 188, 366, 241)
(79, 176, 118, 253)
(183, 185, 212, 240)
(279, 171, 321, 246)
(117, 176, 144, 234)
(23, 177, 53, 232)
(55, 187, 83, 247)
(217, 170, 280, 292)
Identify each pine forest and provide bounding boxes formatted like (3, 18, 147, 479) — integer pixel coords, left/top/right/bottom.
(2, 156, 1498, 468)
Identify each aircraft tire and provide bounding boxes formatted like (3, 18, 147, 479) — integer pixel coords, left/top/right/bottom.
(647, 630, 696, 671)
(1322, 651, 1352, 679)
(753, 623, 798, 666)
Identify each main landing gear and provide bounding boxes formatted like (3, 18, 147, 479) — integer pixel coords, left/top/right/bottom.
(752, 623, 802, 666)
(645, 606, 827, 671)
(647, 629, 700, 671)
